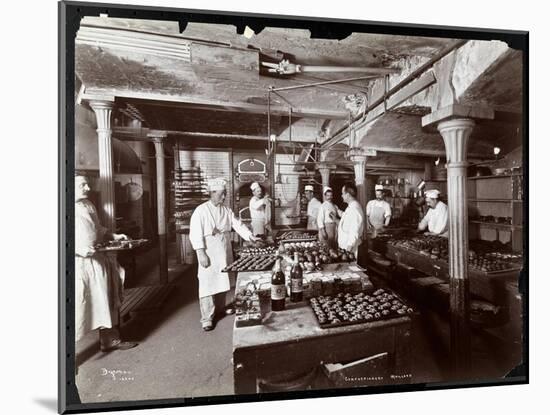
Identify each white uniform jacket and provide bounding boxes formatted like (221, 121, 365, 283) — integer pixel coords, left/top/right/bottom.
(337, 200, 365, 255)
(307, 197, 322, 230)
(190, 201, 253, 298)
(419, 201, 449, 237)
(75, 199, 124, 342)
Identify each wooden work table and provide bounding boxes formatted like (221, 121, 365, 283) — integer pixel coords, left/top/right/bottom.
(232, 266, 414, 394)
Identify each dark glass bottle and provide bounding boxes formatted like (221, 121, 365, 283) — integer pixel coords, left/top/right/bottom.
(271, 257, 286, 311)
(290, 252, 304, 302)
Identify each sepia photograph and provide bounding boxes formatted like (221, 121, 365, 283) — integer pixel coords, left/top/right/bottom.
(59, 1, 528, 412)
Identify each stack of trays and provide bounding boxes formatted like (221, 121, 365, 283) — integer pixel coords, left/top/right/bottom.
(173, 167, 208, 231)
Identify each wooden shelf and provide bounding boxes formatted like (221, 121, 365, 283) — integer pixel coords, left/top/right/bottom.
(468, 174, 522, 180)
(468, 199, 522, 203)
(470, 220, 522, 230)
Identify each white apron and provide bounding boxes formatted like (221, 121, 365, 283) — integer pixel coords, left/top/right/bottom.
(75, 254, 124, 342)
(369, 205, 387, 230)
(249, 196, 271, 235)
(319, 222, 338, 249)
(251, 219, 267, 236)
(197, 231, 233, 298)
(190, 201, 253, 298)
(75, 199, 124, 342)
(307, 198, 321, 230)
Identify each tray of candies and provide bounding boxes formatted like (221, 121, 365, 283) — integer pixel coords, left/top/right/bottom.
(236, 245, 278, 257)
(94, 239, 148, 252)
(276, 230, 318, 242)
(309, 288, 414, 329)
(280, 241, 356, 269)
(222, 254, 277, 272)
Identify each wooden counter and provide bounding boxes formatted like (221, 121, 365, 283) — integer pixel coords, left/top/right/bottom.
(232, 266, 413, 394)
(383, 243, 521, 304)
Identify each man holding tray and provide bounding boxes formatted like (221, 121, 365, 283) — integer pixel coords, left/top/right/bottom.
(74, 174, 138, 352)
(190, 178, 261, 331)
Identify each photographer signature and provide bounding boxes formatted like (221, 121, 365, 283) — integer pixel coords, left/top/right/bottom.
(100, 368, 134, 381)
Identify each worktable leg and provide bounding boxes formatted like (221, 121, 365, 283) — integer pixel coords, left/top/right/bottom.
(233, 349, 258, 395)
(392, 324, 413, 384)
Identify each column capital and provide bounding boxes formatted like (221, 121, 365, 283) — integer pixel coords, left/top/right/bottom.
(437, 118, 475, 165)
(88, 99, 114, 111)
(147, 130, 168, 143)
(422, 103, 493, 127)
(316, 162, 337, 171)
(348, 149, 368, 186)
(89, 100, 114, 132)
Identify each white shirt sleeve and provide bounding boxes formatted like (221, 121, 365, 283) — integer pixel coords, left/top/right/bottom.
(189, 207, 205, 250)
(230, 209, 253, 241)
(430, 203, 449, 235)
(317, 204, 325, 229)
(249, 196, 266, 210)
(418, 209, 431, 231)
(384, 202, 392, 218)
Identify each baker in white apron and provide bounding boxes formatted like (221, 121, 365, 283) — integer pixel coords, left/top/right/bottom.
(74, 175, 137, 352)
(337, 183, 365, 257)
(249, 181, 271, 236)
(317, 187, 342, 249)
(366, 184, 392, 238)
(304, 184, 322, 230)
(190, 178, 260, 331)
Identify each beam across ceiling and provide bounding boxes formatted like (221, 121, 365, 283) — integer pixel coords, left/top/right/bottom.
(88, 90, 348, 120)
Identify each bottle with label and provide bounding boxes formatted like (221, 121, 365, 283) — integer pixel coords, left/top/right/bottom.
(290, 252, 304, 302)
(271, 257, 286, 311)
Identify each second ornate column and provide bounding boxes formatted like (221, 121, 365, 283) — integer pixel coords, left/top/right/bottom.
(151, 132, 169, 284)
(349, 149, 367, 209)
(438, 118, 475, 377)
(318, 163, 335, 191)
(349, 149, 368, 242)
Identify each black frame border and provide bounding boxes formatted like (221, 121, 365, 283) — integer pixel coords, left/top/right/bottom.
(58, 1, 529, 413)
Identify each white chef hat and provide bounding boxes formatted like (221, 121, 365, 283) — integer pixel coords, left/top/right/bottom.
(208, 177, 227, 191)
(250, 182, 261, 191)
(425, 189, 440, 199)
(375, 184, 384, 191)
(323, 186, 333, 194)
(304, 185, 314, 192)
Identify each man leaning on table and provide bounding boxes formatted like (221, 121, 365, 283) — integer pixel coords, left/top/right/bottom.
(190, 178, 261, 331)
(418, 189, 449, 237)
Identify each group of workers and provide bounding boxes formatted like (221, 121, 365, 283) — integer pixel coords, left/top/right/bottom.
(74, 174, 450, 341)
(304, 183, 449, 241)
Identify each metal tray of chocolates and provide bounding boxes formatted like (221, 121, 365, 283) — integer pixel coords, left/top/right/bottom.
(309, 288, 414, 329)
(94, 239, 148, 252)
(221, 254, 277, 272)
